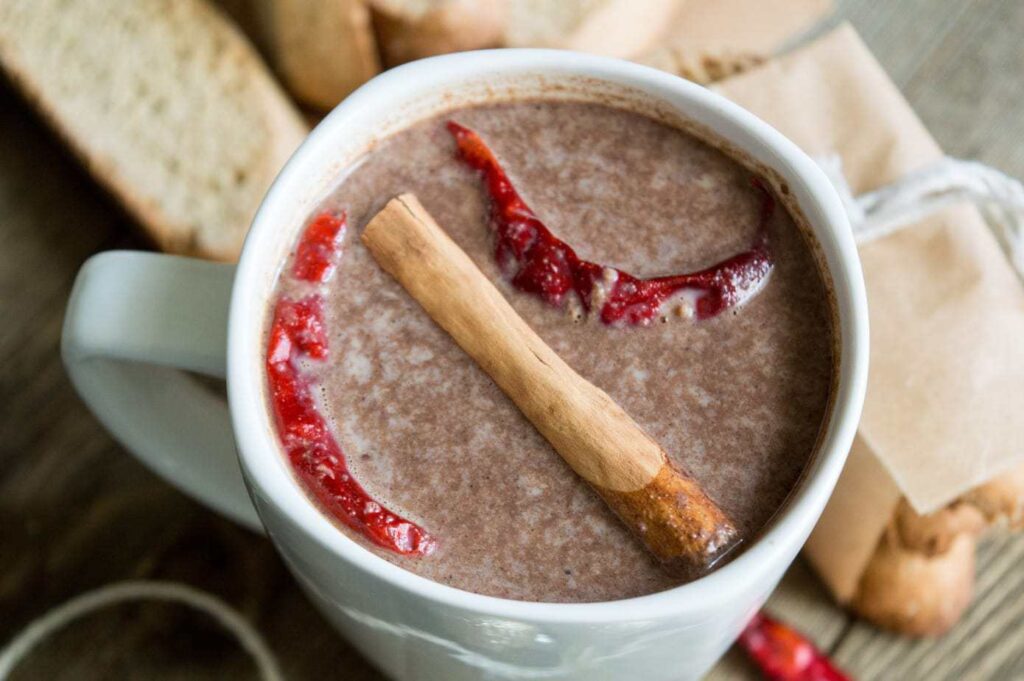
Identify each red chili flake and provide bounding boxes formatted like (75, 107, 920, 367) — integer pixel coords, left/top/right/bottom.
(267, 296, 435, 555)
(739, 611, 852, 681)
(268, 295, 329, 360)
(447, 121, 775, 325)
(292, 211, 346, 283)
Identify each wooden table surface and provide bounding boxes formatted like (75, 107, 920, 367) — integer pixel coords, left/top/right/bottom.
(2, 1, 1023, 679)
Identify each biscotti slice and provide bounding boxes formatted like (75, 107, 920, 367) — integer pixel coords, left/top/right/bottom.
(261, 0, 380, 109)
(850, 463, 1024, 635)
(0, 0, 308, 261)
(370, 0, 507, 66)
(504, 0, 680, 58)
(853, 527, 976, 637)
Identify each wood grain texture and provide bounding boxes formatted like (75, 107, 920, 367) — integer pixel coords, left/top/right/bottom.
(1, 0, 1022, 679)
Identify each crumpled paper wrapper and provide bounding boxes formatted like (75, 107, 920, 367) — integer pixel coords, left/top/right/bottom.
(668, 0, 830, 56)
(640, 0, 832, 81)
(713, 24, 1024, 602)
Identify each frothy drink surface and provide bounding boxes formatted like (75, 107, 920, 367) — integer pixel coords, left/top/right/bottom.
(268, 101, 835, 602)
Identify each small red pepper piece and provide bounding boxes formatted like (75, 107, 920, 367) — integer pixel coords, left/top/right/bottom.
(447, 121, 775, 325)
(292, 211, 347, 283)
(739, 611, 852, 681)
(267, 296, 435, 555)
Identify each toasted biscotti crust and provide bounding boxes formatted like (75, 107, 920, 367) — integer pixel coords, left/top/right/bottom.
(504, 0, 679, 58)
(370, 0, 507, 66)
(262, 0, 380, 110)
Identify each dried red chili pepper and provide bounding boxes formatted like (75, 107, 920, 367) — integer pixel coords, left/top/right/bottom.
(739, 611, 851, 681)
(267, 296, 436, 556)
(447, 121, 775, 325)
(267, 211, 435, 556)
(292, 211, 346, 283)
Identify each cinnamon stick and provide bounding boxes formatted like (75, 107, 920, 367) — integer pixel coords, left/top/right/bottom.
(361, 194, 740, 578)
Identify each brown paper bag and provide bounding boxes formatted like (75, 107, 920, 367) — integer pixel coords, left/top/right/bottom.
(668, 0, 831, 55)
(713, 25, 1024, 605)
(639, 0, 832, 81)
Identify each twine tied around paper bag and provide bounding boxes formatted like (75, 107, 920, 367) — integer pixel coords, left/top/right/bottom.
(817, 155, 1024, 279)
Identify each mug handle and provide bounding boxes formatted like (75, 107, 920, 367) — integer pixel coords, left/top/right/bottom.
(62, 251, 262, 531)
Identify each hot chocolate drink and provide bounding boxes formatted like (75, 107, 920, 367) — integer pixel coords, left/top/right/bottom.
(265, 100, 835, 603)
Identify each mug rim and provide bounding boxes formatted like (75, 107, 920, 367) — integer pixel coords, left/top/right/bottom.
(228, 49, 869, 624)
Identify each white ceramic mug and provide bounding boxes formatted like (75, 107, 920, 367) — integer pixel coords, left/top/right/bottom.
(62, 50, 869, 681)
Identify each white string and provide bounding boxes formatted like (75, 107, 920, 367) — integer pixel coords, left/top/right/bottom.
(0, 581, 284, 681)
(816, 154, 1024, 279)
